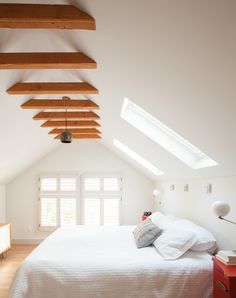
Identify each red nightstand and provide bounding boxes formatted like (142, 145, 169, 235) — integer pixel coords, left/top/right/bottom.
(213, 257, 236, 297)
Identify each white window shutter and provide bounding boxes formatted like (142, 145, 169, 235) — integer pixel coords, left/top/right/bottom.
(40, 178, 57, 191)
(40, 197, 57, 226)
(39, 174, 121, 228)
(104, 198, 120, 225)
(84, 178, 101, 192)
(39, 175, 77, 228)
(60, 198, 76, 225)
(60, 178, 77, 192)
(104, 178, 120, 191)
(82, 176, 121, 226)
(84, 198, 101, 226)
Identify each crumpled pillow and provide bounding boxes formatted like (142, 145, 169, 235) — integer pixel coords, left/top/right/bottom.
(133, 218, 162, 248)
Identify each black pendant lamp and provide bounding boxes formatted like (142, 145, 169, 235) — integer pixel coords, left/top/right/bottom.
(60, 109, 72, 143)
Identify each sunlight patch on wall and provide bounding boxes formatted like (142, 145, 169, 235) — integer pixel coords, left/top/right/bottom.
(113, 139, 164, 176)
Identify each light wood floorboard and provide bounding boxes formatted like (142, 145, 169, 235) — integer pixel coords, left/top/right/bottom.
(0, 245, 37, 298)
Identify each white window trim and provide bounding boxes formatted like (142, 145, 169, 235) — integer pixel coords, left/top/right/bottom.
(38, 173, 123, 230)
(81, 174, 123, 226)
(38, 173, 79, 231)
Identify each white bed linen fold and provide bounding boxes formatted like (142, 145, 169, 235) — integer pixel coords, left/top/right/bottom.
(10, 225, 213, 298)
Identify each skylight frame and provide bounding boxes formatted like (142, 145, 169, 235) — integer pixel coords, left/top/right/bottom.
(113, 139, 164, 176)
(121, 98, 218, 169)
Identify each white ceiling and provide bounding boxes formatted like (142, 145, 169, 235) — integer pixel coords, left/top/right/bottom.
(0, 0, 236, 183)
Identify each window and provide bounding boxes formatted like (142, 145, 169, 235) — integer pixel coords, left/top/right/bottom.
(39, 176, 77, 228)
(40, 197, 57, 227)
(113, 139, 164, 176)
(121, 97, 218, 169)
(39, 174, 122, 229)
(82, 176, 121, 226)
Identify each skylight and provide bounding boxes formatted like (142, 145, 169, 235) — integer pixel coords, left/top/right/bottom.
(121, 98, 218, 169)
(113, 139, 164, 176)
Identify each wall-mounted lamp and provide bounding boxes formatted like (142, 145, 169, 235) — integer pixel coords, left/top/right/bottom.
(153, 189, 162, 207)
(153, 189, 160, 198)
(212, 201, 236, 225)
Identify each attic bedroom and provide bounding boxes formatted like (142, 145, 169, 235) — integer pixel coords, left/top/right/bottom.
(0, 1, 236, 298)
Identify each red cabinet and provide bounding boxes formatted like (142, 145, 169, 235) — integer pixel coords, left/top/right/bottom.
(213, 257, 236, 298)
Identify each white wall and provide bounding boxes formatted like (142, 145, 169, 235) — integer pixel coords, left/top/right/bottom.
(0, 185, 6, 222)
(6, 141, 154, 242)
(158, 176, 236, 249)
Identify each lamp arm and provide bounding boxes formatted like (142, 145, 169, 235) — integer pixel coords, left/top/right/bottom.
(219, 216, 236, 225)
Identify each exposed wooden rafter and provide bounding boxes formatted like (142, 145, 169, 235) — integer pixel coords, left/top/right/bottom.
(0, 52, 96, 70)
(7, 82, 98, 95)
(41, 120, 100, 128)
(1, 3, 101, 142)
(33, 111, 100, 120)
(21, 98, 99, 110)
(54, 134, 101, 140)
(0, 4, 95, 30)
(48, 128, 101, 135)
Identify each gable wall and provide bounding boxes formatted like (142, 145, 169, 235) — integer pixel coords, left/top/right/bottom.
(6, 141, 154, 242)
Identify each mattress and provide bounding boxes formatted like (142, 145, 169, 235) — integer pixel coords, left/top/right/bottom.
(10, 225, 213, 298)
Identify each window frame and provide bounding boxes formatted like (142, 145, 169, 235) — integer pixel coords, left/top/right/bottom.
(38, 173, 79, 231)
(121, 97, 218, 169)
(81, 174, 123, 226)
(38, 173, 123, 230)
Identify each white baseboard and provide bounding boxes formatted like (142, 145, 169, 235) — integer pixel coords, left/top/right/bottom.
(12, 239, 43, 245)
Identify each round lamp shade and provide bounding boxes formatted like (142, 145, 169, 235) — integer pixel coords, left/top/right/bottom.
(60, 131, 72, 143)
(212, 201, 230, 217)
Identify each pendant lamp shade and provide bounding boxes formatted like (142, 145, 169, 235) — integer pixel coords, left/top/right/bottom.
(60, 108, 72, 143)
(60, 131, 72, 143)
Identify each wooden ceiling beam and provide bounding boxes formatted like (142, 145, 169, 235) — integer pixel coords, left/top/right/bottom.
(41, 120, 100, 128)
(54, 134, 101, 140)
(0, 52, 96, 70)
(21, 98, 99, 110)
(7, 82, 98, 95)
(33, 111, 100, 120)
(48, 128, 101, 134)
(0, 4, 95, 30)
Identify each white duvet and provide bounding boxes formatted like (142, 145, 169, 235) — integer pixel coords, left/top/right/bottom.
(10, 225, 213, 298)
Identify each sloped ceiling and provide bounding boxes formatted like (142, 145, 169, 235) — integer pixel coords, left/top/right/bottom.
(0, 0, 236, 184)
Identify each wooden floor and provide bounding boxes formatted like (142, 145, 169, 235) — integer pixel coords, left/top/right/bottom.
(0, 245, 37, 298)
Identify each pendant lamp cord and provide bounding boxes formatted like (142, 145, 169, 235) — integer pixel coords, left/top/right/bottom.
(65, 109, 68, 132)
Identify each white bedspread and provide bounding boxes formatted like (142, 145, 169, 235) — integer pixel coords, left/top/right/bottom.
(10, 226, 213, 298)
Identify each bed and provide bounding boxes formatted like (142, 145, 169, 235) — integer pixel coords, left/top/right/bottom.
(10, 225, 213, 298)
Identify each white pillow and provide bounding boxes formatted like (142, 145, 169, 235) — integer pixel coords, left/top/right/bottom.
(151, 212, 216, 254)
(149, 212, 173, 230)
(153, 226, 196, 260)
(176, 219, 216, 253)
(166, 214, 179, 221)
